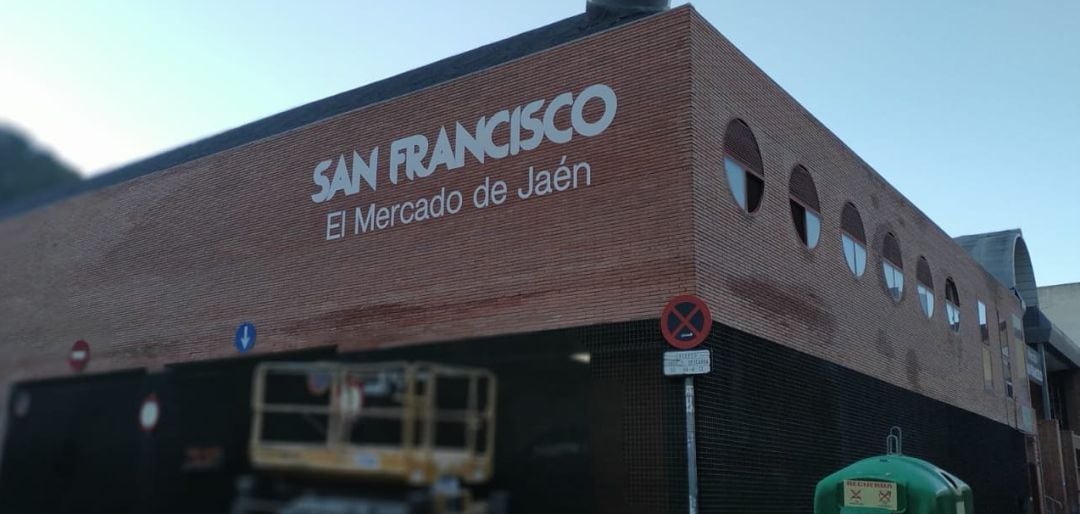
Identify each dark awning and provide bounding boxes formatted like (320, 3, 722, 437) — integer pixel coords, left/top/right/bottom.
(1025, 306, 1080, 370)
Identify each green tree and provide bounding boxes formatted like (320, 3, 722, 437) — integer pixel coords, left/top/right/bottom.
(0, 125, 81, 206)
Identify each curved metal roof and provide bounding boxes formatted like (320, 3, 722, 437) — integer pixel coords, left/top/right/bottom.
(957, 229, 1080, 368)
(954, 229, 1038, 309)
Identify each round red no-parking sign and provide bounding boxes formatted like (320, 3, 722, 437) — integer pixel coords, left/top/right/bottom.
(661, 295, 712, 350)
(69, 340, 90, 372)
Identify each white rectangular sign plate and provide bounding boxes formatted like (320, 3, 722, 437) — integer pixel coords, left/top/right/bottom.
(664, 349, 711, 376)
(843, 480, 898, 510)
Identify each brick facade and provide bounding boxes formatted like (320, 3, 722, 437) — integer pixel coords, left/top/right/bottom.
(0, 9, 695, 433)
(0, 5, 1026, 441)
(686, 9, 1028, 427)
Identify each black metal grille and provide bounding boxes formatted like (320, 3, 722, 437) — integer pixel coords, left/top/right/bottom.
(1, 320, 1028, 514)
(692, 321, 1028, 514)
(340, 319, 1029, 514)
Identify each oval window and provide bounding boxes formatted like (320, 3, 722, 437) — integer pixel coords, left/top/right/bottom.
(789, 166, 821, 249)
(945, 278, 961, 332)
(916, 257, 934, 318)
(723, 119, 765, 213)
(882, 233, 904, 301)
(840, 203, 867, 277)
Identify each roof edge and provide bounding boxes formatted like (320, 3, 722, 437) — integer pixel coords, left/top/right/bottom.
(1, 6, 680, 222)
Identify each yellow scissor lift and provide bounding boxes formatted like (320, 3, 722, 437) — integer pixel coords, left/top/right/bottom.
(238, 361, 497, 514)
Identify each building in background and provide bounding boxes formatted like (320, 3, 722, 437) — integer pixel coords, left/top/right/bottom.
(0, 2, 1051, 513)
(957, 231, 1080, 512)
(1036, 280, 1080, 512)
(1040, 284, 1080, 343)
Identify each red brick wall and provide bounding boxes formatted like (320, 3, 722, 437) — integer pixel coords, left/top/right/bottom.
(687, 10, 1029, 427)
(0, 6, 1028, 438)
(0, 11, 696, 414)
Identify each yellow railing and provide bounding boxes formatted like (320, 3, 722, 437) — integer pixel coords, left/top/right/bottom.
(249, 361, 496, 486)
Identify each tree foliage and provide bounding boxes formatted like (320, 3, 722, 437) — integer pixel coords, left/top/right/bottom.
(0, 125, 81, 206)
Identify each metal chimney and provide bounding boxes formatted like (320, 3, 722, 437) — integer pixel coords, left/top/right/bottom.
(586, 0, 670, 21)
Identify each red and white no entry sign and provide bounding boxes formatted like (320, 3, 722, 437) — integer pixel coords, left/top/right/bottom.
(69, 340, 90, 372)
(661, 295, 712, 350)
(139, 394, 160, 432)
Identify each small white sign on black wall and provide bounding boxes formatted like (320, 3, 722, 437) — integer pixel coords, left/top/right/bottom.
(663, 349, 711, 376)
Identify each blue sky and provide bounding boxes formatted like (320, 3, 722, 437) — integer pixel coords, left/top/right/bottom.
(2, 0, 1077, 285)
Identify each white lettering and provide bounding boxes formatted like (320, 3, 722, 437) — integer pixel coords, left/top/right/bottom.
(428, 127, 455, 173)
(553, 163, 572, 191)
(355, 205, 376, 234)
(571, 84, 617, 137)
(454, 120, 486, 169)
(352, 188, 464, 234)
(310, 159, 334, 203)
(375, 205, 392, 229)
(400, 201, 414, 224)
(414, 198, 430, 221)
(388, 140, 409, 185)
(310, 84, 617, 204)
(485, 109, 510, 159)
(519, 99, 545, 152)
(446, 189, 463, 214)
(471, 177, 509, 209)
(519, 158, 592, 200)
(491, 179, 507, 205)
(352, 148, 379, 193)
(389, 135, 431, 183)
(405, 134, 430, 179)
(328, 155, 352, 198)
(543, 93, 574, 144)
(326, 210, 346, 240)
(509, 106, 523, 155)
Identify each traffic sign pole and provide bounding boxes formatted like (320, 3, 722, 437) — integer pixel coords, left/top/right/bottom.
(663, 348, 709, 514)
(659, 294, 712, 514)
(685, 375, 699, 514)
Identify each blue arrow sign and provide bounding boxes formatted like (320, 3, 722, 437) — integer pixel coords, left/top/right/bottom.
(234, 322, 256, 353)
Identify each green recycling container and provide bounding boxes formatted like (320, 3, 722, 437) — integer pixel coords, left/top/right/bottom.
(814, 455, 973, 514)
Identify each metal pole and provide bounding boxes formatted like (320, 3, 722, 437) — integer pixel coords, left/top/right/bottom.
(685, 376, 698, 514)
(1039, 342, 1052, 420)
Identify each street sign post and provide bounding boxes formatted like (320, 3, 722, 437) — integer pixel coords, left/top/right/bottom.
(683, 374, 699, 514)
(660, 294, 713, 514)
